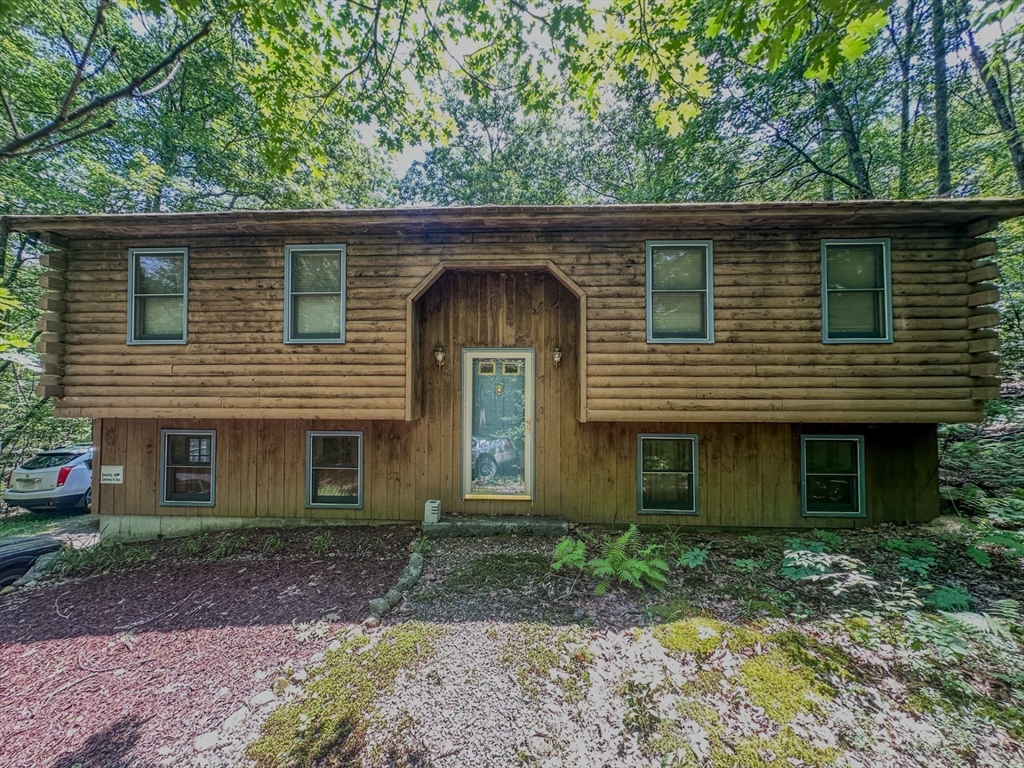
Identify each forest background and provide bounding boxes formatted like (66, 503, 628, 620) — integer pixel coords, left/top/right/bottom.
(1, 0, 1023, 474)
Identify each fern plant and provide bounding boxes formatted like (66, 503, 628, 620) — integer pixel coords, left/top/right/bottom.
(588, 525, 670, 595)
(551, 537, 588, 573)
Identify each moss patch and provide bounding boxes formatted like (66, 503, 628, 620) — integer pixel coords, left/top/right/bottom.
(653, 616, 762, 658)
(725, 727, 838, 768)
(247, 622, 444, 768)
(738, 648, 827, 724)
(648, 596, 701, 622)
(500, 624, 591, 702)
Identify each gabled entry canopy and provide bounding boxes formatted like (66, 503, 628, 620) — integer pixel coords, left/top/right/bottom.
(404, 260, 587, 422)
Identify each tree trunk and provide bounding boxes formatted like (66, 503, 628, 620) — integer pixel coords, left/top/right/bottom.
(932, 0, 952, 195)
(822, 81, 874, 198)
(967, 28, 1024, 192)
(890, 0, 918, 197)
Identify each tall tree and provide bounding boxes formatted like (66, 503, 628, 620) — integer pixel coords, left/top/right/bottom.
(932, 0, 953, 193)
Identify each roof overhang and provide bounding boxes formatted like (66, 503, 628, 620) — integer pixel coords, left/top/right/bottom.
(5, 199, 1024, 241)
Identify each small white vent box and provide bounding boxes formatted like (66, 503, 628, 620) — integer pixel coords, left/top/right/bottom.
(424, 500, 441, 524)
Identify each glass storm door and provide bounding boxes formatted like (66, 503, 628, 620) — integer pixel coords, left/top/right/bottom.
(462, 348, 535, 500)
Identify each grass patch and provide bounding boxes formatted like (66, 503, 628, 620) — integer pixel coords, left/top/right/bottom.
(443, 552, 550, 592)
(49, 540, 154, 577)
(248, 622, 444, 768)
(0, 510, 86, 539)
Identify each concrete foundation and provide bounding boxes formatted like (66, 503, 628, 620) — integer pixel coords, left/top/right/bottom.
(99, 514, 409, 542)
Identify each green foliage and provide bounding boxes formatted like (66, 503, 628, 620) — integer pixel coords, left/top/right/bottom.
(732, 558, 765, 573)
(50, 541, 154, 577)
(261, 533, 284, 555)
(208, 533, 247, 560)
(814, 530, 844, 549)
(589, 526, 670, 595)
(0, 509, 85, 539)
(677, 546, 710, 569)
(310, 532, 333, 557)
(926, 585, 972, 612)
(553, 525, 669, 595)
(176, 535, 206, 558)
(551, 537, 588, 573)
(898, 555, 936, 577)
(741, 534, 760, 544)
(884, 538, 938, 555)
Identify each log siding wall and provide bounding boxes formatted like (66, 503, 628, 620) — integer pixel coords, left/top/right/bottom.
(40, 220, 1001, 423)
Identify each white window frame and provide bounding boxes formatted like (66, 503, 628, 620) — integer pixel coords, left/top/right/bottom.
(800, 435, 866, 518)
(821, 238, 893, 344)
(159, 429, 216, 507)
(284, 244, 347, 344)
(637, 433, 700, 515)
(306, 430, 364, 509)
(646, 240, 715, 344)
(127, 247, 188, 345)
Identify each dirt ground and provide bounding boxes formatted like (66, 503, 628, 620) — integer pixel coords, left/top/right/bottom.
(0, 525, 415, 768)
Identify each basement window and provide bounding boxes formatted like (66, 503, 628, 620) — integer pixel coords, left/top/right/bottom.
(307, 431, 363, 508)
(801, 435, 866, 517)
(637, 434, 699, 515)
(646, 241, 714, 343)
(821, 239, 893, 343)
(285, 245, 347, 343)
(160, 430, 215, 506)
(128, 248, 187, 344)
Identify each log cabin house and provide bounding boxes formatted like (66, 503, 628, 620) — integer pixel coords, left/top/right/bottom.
(5, 199, 1023, 539)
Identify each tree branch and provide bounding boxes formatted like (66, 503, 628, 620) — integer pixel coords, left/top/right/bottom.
(59, 0, 110, 122)
(0, 19, 211, 161)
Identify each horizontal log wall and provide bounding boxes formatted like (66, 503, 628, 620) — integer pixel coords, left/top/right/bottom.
(93, 417, 939, 528)
(44, 222, 999, 422)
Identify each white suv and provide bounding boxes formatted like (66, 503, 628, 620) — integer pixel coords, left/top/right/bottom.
(4, 446, 93, 513)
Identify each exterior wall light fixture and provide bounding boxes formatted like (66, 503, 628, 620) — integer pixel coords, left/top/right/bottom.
(434, 343, 446, 368)
(553, 346, 563, 369)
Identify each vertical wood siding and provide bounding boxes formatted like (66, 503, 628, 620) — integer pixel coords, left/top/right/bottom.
(92, 417, 938, 528)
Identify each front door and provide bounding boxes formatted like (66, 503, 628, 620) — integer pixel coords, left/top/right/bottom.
(462, 348, 535, 500)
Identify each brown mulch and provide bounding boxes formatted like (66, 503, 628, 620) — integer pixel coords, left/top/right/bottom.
(0, 525, 416, 768)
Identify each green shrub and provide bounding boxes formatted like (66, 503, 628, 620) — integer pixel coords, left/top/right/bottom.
(50, 541, 154, 577)
(677, 546, 710, 569)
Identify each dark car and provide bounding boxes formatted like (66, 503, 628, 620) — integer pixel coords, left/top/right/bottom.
(471, 436, 519, 480)
(0, 535, 62, 588)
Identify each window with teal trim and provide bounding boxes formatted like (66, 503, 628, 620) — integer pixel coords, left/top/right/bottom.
(801, 436, 865, 517)
(638, 434, 698, 515)
(821, 240, 892, 343)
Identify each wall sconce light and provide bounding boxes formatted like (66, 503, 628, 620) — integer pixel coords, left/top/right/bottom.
(434, 343, 446, 368)
(552, 346, 563, 369)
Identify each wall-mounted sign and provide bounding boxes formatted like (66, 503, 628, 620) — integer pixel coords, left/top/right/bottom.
(100, 465, 124, 484)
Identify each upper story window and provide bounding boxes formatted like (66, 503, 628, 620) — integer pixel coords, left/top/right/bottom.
(646, 241, 714, 343)
(821, 239, 893, 343)
(128, 248, 187, 344)
(801, 435, 865, 517)
(284, 245, 346, 343)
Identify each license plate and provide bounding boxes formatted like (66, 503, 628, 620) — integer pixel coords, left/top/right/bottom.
(16, 478, 41, 489)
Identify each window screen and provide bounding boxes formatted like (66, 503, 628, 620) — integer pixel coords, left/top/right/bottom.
(638, 434, 698, 514)
(286, 246, 346, 342)
(647, 242, 713, 342)
(130, 249, 186, 343)
(822, 240, 892, 342)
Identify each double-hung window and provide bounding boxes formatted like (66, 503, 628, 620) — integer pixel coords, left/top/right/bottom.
(160, 430, 215, 506)
(800, 435, 865, 517)
(646, 241, 714, 343)
(307, 431, 363, 508)
(285, 245, 346, 343)
(128, 248, 187, 344)
(637, 434, 699, 515)
(821, 239, 893, 343)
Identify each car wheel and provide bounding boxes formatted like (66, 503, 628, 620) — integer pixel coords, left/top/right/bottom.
(476, 455, 498, 480)
(81, 488, 92, 512)
(0, 558, 35, 589)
